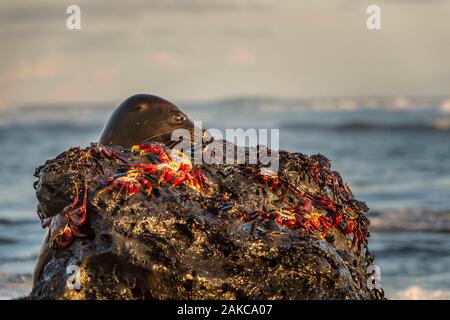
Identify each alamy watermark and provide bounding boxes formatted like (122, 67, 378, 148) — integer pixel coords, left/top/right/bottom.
(170, 121, 280, 174)
(367, 5, 381, 30)
(66, 264, 81, 290)
(67, 4, 381, 31)
(366, 264, 382, 290)
(66, 5, 81, 30)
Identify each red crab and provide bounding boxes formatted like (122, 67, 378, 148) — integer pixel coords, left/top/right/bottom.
(301, 212, 332, 237)
(305, 162, 321, 185)
(326, 171, 353, 201)
(313, 195, 337, 213)
(131, 144, 170, 163)
(134, 145, 206, 191)
(258, 174, 282, 190)
(40, 183, 88, 248)
(245, 167, 284, 192)
(274, 210, 297, 228)
(169, 155, 206, 191)
(89, 144, 129, 164)
(332, 211, 343, 227)
(343, 217, 369, 253)
(96, 170, 153, 199)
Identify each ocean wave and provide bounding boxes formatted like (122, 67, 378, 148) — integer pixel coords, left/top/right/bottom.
(191, 96, 450, 113)
(281, 120, 450, 132)
(0, 273, 32, 300)
(369, 209, 450, 233)
(0, 255, 38, 263)
(0, 218, 36, 226)
(391, 286, 450, 300)
(0, 237, 18, 245)
(4, 96, 450, 115)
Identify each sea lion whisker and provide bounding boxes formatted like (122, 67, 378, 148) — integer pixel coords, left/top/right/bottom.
(167, 140, 179, 149)
(140, 130, 183, 144)
(141, 128, 199, 146)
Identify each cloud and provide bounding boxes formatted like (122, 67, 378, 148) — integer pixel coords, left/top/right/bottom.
(223, 27, 269, 39)
(0, 0, 268, 24)
(90, 65, 121, 83)
(148, 51, 184, 68)
(0, 55, 70, 82)
(50, 64, 122, 101)
(228, 47, 256, 65)
(440, 99, 450, 114)
(1, 0, 450, 106)
(0, 98, 7, 110)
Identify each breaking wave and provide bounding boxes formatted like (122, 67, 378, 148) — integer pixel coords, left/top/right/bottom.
(0, 218, 35, 226)
(391, 286, 450, 300)
(369, 209, 450, 233)
(282, 120, 450, 132)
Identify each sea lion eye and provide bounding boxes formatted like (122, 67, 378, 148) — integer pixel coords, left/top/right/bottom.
(171, 113, 186, 124)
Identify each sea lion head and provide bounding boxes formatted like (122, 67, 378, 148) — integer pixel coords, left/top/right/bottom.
(99, 94, 201, 148)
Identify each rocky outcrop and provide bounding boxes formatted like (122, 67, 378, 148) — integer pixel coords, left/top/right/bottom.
(29, 141, 384, 299)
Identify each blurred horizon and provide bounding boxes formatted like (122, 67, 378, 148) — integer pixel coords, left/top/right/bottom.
(2, 94, 450, 114)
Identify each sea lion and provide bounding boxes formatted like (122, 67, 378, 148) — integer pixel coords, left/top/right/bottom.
(99, 94, 201, 148)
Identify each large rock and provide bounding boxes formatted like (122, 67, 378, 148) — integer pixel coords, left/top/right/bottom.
(29, 141, 384, 299)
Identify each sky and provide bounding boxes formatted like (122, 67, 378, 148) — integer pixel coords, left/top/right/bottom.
(1, 0, 450, 108)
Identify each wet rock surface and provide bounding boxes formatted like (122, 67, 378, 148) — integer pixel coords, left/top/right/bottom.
(29, 142, 384, 299)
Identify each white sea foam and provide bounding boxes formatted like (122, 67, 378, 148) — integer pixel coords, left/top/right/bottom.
(432, 119, 450, 130)
(391, 286, 450, 300)
(369, 209, 450, 233)
(440, 99, 450, 114)
(0, 273, 32, 300)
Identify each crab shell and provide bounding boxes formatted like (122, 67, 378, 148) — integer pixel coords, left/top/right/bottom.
(47, 207, 86, 248)
(47, 214, 73, 248)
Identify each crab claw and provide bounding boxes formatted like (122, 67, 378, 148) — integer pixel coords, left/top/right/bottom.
(36, 203, 45, 221)
(300, 198, 314, 213)
(71, 225, 87, 238)
(172, 163, 190, 187)
(139, 178, 153, 196)
(344, 220, 355, 234)
(41, 216, 52, 229)
(333, 212, 343, 226)
(131, 144, 170, 162)
(158, 167, 174, 184)
(89, 144, 128, 164)
(135, 163, 159, 175)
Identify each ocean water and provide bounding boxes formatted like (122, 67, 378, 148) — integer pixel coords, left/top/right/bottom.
(0, 98, 449, 299)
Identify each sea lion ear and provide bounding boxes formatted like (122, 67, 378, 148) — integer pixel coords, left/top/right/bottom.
(131, 103, 149, 112)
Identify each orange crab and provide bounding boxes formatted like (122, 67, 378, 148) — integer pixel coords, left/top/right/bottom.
(96, 144, 207, 199)
(131, 144, 206, 191)
(96, 170, 153, 199)
(131, 144, 170, 163)
(300, 212, 332, 237)
(40, 183, 88, 248)
(343, 216, 369, 253)
(88, 144, 129, 164)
